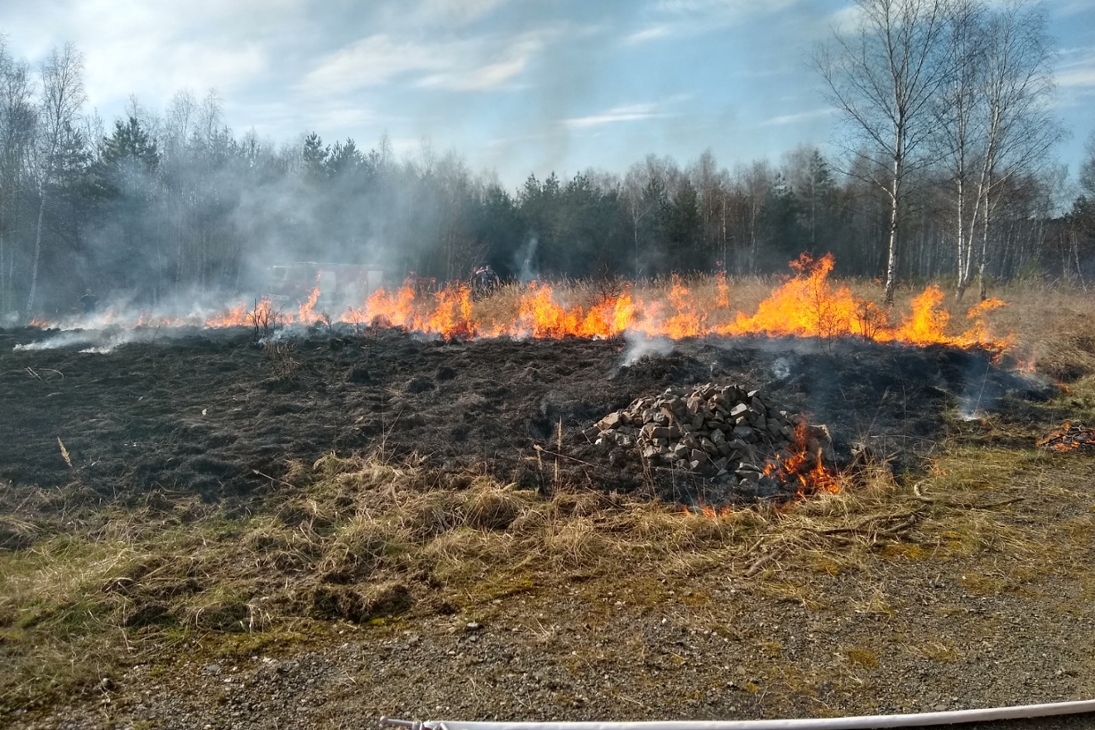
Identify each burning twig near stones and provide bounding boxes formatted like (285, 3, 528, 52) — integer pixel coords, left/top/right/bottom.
(588, 382, 839, 505)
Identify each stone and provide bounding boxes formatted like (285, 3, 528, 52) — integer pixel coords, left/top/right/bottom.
(597, 412, 621, 430)
(730, 403, 749, 418)
(733, 425, 755, 441)
(650, 426, 672, 440)
(727, 438, 750, 453)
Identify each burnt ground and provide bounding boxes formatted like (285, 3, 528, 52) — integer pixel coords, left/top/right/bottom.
(0, 325, 1051, 505)
(5, 325, 1095, 730)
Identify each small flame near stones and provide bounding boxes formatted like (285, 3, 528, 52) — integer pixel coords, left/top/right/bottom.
(1037, 422, 1095, 453)
(590, 381, 840, 510)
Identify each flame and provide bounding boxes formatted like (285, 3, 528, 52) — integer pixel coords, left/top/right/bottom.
(331, 253, 1009, 350)
(297, 286, 321, 325)
(203, 298, 279, 329)
(762, 421, 841, 499)
(21, 255, 1014, 352)
(1038, 422, 1095, 453)
(28, 318, 52, 328)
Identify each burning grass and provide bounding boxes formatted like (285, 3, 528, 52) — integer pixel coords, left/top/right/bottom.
(26, 255, 1018, 354)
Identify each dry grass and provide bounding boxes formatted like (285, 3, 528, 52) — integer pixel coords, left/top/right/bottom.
(3, 440, 1093, 718)
(0, 446, 1014, 715)
(3, 277, 1095, 719)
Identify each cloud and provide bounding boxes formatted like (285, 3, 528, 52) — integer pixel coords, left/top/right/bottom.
(625, 0, 808, 45)
(1056, 46, 1095, 89)
(563, 103, 666, 129)
(1, 0, 300, 109)
(302, 29, 553, 94)
(413, 0, 513, 24)
(759, 107, 835, 127)
(623, 25, 673, 45)
(417, 33, 545, 90)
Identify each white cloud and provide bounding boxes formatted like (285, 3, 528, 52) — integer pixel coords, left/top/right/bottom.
(1056, 46, 1095, 89)
(626, 0, 807, 44)
(300, 35, 452, 93)
(759, 107, 835, 127)
(623, 25, 672, 46)
(2, 0, 300, 109)
(563, 103, 666, 129)
(303, 29, 551, 94)
(413, 0, 512, 24)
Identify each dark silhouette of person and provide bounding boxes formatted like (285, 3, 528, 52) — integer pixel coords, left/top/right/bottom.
(79, 289, 99, 315)
(473, 265, 499, 296)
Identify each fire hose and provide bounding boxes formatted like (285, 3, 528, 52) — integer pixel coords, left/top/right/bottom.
(380, 698, 1095, 729)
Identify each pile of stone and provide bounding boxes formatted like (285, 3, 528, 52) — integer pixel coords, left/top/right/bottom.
(589, 382, 835, 490)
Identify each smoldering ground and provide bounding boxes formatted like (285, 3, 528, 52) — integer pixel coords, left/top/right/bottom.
(0, 325, 1052, 506)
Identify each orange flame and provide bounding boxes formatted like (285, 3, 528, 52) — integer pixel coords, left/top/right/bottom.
(28, 255, 1014, 352)
(762, 421, 841, 500)
(329, 253, 1009, 350)
(297, 286, 321, 325)
(1038, 422, 1095, 453)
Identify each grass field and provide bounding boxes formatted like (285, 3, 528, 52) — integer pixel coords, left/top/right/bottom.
(2, 275, 1094, 725)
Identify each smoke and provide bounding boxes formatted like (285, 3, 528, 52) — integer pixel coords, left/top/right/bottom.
(620, 329, 674, 366)
(13, 326, 147, 353)
(514, 235, 539, 283)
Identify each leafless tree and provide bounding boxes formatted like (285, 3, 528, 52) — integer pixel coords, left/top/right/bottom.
(816, 0, 952, 305)
(0, 38, 36, 313)
(26, 43, 85, 314)
(732, 159, 773, 274)
(940, 0, 1061, 300)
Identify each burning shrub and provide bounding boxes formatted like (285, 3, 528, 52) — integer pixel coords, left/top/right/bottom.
(589, 382, 838, 502)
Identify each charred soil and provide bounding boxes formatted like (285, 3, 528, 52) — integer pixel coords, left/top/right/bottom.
(0, 326, 1048, 505)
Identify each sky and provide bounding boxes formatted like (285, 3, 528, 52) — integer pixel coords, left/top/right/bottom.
(2, 0, 1094, 189)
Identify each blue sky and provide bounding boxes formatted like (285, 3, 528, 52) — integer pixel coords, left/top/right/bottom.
(3, 0, 1094, 188)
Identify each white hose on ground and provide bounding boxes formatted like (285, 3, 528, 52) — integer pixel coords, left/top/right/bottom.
(380, 698, 1095, 730)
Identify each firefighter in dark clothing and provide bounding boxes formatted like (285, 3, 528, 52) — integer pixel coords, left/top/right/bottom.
(472, 265, 500, 297)
(79, 289, 99, 315)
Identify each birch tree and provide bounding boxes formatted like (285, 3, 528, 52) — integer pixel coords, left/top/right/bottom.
(939, 0, 1058, 299)
(0, 39, 36, 313)
(816, 0, 952, 305)
(26, 43, 85, 314)
(971, 0, 1060, 299)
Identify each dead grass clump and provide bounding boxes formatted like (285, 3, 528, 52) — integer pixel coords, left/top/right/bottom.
(318, 515, 404, 582)
(0, 515, 38, 551)
(463, 484, 526, 531)
(263, 340, 300, 381)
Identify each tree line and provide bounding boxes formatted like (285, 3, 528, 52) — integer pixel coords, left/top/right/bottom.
(1, 0, 1094, 318)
